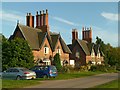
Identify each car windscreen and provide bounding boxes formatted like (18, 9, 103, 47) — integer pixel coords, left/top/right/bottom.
(50, 66, 57, 71)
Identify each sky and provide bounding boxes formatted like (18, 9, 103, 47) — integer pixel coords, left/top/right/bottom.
(1, 2, 119, 47)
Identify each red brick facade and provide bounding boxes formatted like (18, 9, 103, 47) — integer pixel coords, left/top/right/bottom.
(10, 9, 71, 66)
(68, 28, 104, 67)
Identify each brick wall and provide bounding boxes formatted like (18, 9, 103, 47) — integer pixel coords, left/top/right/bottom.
(69, 42, 86, 67)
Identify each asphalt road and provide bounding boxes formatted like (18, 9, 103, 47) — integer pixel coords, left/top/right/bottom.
(26, 73, 118, 88)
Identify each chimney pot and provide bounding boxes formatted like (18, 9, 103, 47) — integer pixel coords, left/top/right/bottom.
(29, 13, 31, 15)
(43, 10, 45, 14)
(36, 11, 38, 15)
(40, 11, 41, 14)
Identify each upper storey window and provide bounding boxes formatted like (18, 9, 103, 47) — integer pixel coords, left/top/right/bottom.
(57, 46, 61, 55)
(44, 44, 49, 54)
(91, 48, 95, 57)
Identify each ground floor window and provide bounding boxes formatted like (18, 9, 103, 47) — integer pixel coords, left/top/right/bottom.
(92, 61, 96, 65)
(97, 61, 101, 65)
(43, 59, 51, 65)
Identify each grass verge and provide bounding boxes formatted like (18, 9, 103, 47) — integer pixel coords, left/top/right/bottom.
(94, 79, 119, 88)
(2, 71, 113, 88)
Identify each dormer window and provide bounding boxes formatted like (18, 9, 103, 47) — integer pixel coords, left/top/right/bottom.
(44, 44, 49, 54)
(97, 50, 100, 58)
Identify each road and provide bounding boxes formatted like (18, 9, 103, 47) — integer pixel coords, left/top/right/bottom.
(26, 73, 118, 88)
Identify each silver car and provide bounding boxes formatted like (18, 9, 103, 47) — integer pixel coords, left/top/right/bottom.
(2, 67, 36, 80)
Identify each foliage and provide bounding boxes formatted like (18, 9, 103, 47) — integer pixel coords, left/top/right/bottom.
(79, 65, 89, 72)
(2, 36, 34, 71)
(95, 36, 120, 70)
(61, 65, 91, 73)
(53, 53, 62, 72)
(89, 65, 116, 72)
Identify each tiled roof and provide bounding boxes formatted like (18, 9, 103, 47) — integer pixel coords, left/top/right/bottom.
(11, 24, 71, 53)
(87, 43, 104, 56)
(70, 39, 104, 56)
(51, 34, 59, 51)
(18, 24, 42, 49)
(60, 37, 72, 54)
(77, 39, 90, 55)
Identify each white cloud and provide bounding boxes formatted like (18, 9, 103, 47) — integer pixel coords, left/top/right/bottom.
(51, 16, 79, 26)
(0, 10, 24, 23)
(101, 12, 118, 21)
(92, 26, 118, 47)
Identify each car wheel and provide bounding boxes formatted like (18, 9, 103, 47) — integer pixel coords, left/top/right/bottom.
(16, 75, 21, 80)
(43, 75, 49, 79)
(53, 77, 56, 78)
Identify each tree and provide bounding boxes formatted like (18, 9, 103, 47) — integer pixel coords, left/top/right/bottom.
(2, 36, 34, 71)
(95, 36, 119, 67)
(53, 53, 62, 72)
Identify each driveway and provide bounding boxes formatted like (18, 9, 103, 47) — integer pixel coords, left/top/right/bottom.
(26, 73, 118, 88)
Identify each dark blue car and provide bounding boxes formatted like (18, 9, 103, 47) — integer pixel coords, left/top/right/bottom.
(30, 65, 58, 78)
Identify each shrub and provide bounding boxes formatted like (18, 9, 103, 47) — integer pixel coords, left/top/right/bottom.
(89, 65, 97, 72)
(53, 53, 62, 72)
(61, 65, 74, 73)
(89, 65, 116, 72)
(2, 38, 34, 71)
(79, 65, 89, 72)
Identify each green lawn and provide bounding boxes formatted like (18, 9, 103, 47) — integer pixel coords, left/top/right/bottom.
(53, 71, 103, 80)
(94, 79, 119, 88)
(1, 71, 112, 88)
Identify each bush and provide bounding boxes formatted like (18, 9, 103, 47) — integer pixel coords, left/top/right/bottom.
(89, 65, 97, 72)
(53, 53, 62, 72)
(61, 65, 75, 73)
(2, 38, 34, 71)
(89, 65, 116, 72)
(79, 65, 89, 72)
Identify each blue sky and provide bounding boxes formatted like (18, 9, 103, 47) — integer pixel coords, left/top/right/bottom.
(1, 2, 118, 47)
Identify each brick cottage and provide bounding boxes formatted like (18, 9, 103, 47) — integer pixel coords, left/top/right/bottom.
(10, 9, 71, 66)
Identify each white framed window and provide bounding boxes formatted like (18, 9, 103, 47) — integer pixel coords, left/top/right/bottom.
(57, 49, 61, 55)
(60, 61, 63, 66)
(44, 47, 49, 54)
(70, 60, 75, 67)
(43, 58, 51, 65)
(92, 61, 96, 65)
(75, 50, 80, 58)
(91, 49, 95, 57)
(97, 52, 100, 58)
(97, 49, 100, 58)
(97, 62, 101, 65)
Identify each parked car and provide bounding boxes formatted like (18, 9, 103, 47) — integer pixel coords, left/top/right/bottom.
(30, 65, 58, 78)
(2, 67, 36, 80)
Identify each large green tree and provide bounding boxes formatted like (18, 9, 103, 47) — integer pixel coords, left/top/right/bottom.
(53, 53, 62, 72)
(2, 36, 34, 71)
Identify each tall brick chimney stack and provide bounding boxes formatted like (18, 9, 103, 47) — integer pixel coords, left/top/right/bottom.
(36, 9, 49, 33)
(26, 13, 34, 28)
(82, 26, 92, 43)
(72, 29, 78, 44)
(45, 9, 49, 26)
